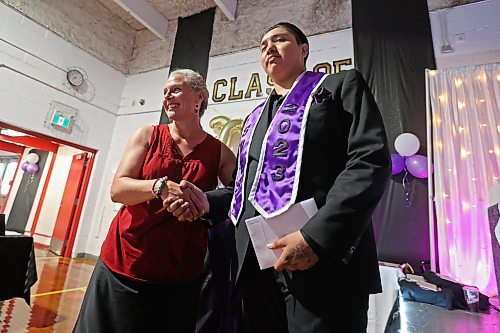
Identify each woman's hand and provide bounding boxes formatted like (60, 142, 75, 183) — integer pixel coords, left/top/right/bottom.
(163, 181, 209, 222)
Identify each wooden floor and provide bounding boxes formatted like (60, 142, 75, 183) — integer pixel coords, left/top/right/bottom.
(0, 249, 96, 332)
(2, 249, 500, 332)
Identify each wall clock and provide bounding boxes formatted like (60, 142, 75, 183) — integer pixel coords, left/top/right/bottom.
(66, 68, 84, 87)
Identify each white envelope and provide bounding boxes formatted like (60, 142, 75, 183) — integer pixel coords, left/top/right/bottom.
(245, 198, 318, 270)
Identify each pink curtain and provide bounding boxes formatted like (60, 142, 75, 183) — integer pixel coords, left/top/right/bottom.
(429, 63, 499, 295)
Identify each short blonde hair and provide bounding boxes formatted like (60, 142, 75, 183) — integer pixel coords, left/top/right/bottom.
(168, 69, 209, 117)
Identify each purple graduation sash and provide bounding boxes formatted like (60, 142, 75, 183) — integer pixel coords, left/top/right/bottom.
(229, 71, 327, 224)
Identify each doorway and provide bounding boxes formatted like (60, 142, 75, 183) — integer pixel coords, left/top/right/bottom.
(0, 121, 96, 257)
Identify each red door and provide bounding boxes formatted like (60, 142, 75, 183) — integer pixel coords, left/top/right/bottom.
(49, 153, 88, 256)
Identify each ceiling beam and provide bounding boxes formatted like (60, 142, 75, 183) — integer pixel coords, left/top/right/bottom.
(214, 0, 237, 20)
(113, 0, 168, 39)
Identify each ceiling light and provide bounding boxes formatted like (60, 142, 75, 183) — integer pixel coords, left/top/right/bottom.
(0, 129, 25, 137)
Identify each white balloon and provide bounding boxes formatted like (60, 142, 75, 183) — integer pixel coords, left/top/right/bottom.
(394, 133, 420, 157)
(26, 152, 40, 164)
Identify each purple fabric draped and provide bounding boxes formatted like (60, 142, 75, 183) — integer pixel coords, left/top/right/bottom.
(229, 100, 266, 224)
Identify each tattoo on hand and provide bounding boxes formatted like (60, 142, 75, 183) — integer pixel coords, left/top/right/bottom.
(285, 240, 315, 268)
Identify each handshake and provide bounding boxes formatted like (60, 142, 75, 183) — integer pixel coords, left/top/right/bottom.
(161, 180, 209, 222)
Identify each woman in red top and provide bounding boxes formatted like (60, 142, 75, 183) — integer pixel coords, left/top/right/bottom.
(73, 69, 235, 333)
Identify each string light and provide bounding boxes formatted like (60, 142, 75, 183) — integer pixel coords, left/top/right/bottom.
(457, 101, 466, 110)
(438, 94, 447, 103)
(471, 177, 477, 181)
(460, 148, 471, 158)
(458, 126, 465, 133)
(429, 70, 437, 76)
(443, 192, 449, 198)
(480, 123, 487, 128)
(489, 149, 494, 154)
(477, 261, 483, 271)
(437, 142, 443, 150)
(497, 74, 500, 81)
(454, 78, 463, 87)
(462, 201, 470, 211)
(478, 99, 485, 103)
(434, 117, 442, 125)
(477, 73, 486, 82)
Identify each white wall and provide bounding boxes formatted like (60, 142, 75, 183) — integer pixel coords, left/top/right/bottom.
(430, 0, 500, 68)
(82, 69, 168, 255)
(0, 2, 125, 255)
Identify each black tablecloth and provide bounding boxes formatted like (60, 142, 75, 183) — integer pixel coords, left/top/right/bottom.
(0, 234, 38, 304)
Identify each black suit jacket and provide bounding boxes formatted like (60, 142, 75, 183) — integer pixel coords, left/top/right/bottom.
(206, 69, 391, 294)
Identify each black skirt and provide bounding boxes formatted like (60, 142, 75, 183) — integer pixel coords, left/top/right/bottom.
(73, 258, 202, 333)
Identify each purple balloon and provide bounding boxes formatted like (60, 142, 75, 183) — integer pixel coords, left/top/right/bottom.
(391, 153, 405, 175)
(26, 163, 39, 175)
(21, 161, 30, 172)
(405, 155, 429, 178)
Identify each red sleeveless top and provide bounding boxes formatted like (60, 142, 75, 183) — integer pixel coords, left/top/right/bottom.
(101, 124, 221, 284)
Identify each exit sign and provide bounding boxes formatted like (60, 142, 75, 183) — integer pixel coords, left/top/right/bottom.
(47, 101, 78, 134)
(51, 113, 70, 129)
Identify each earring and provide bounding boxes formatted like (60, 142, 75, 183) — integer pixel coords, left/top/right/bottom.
(195, 104, 199, 113)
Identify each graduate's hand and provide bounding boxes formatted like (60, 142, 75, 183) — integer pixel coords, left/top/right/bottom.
(164, 198, 191, 221)
(267, 230, 319, 272)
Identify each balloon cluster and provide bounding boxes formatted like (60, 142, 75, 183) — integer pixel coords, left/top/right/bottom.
(20, 153, 40, 175)
(391, 133, 431, 179)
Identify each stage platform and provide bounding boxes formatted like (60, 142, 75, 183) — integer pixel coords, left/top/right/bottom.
(388, 297, 500, 332)
(369, 263, 500, 333)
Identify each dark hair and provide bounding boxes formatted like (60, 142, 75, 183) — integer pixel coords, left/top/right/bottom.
(262, 22, 309, 63)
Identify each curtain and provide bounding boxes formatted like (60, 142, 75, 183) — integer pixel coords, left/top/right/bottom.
(352, 0, 436, 270)
(429, 63, 499, 294)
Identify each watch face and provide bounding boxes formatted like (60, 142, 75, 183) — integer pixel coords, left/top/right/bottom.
(67, 69, 84, 87)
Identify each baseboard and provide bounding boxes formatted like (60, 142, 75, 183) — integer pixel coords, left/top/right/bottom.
(34, 242, 49, 250)
(76, 252, 99, 261)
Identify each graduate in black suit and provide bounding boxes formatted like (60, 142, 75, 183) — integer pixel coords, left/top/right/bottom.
(166, 22, 391, 333)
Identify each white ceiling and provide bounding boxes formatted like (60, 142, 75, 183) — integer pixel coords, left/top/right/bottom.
(95, 0, 234, 37)
(0, 0, 486, 74)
